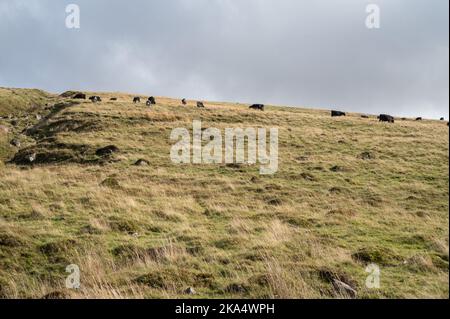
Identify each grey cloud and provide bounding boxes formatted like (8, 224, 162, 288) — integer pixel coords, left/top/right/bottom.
(0, 0, 448, 118)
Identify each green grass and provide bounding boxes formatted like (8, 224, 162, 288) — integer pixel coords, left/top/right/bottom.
(0, 89, 448, 299)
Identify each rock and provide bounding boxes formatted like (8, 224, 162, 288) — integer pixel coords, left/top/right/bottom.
(10, 139, 20, 147)
(28, 153, 37, 163)
(184, 287, 196, 295)
(95, 145, 119, 157)
(134, 159, 149, 166)
(332, 279, 357, 298)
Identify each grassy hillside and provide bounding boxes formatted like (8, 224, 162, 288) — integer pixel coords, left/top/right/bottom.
(0, 89, 448, 299)
(0, 88, 55, 118)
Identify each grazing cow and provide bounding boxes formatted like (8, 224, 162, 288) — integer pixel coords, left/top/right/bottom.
(331, 110, 346, 117)
(440, 117, 445, 121)
(110, 97, 118, 101)
(89, 96, 101, 103)
(361, 115, 369, 119)
(197, 102, 205, 108)
(73, 93, 86, 99)
(401, 117, 407, 121)
(249, 104, 265, 111)
(182, 99, 187, 105)
(148, 96, 156, 105)
(416, 117, 422, 121)
(378, 114, 395, 123)
(133, 97, 141, 103)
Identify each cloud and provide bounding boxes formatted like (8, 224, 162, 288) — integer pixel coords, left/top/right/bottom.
(0, 0, 448, 118)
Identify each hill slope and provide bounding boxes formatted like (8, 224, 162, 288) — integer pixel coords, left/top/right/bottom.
(0, 89, 448, 299)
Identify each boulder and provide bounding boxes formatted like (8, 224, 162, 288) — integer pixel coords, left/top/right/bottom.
(134, 159, 149, 166)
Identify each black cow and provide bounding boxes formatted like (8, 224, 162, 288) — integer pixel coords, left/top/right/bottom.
(378, 114, 395, 123)
(416, 117, 422, 121)
(440, 117, 445, 121)
(197, 102, 205, 108)
(331, 110, 346, 117)
(89, 96, 101, 103)
(249, 104, 265, 111)
(110, 97, 118, 101)
(361, 115, 369, 119)
(73, 93, 86, 99)
(182, 99, 187, 105)
(147, 96, 156, 105)
(133, 97, 141, 103)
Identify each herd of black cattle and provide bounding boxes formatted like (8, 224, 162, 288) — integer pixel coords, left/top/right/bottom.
(71, 93, 265, 112)
(331, 110, 447, 124)
(70, 93, 446, 124)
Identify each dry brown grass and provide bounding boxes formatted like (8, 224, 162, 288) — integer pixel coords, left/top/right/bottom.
(0, 88, 448, 299)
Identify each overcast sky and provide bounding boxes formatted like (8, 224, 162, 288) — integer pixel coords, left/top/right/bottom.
(0, 0, 448, 118)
